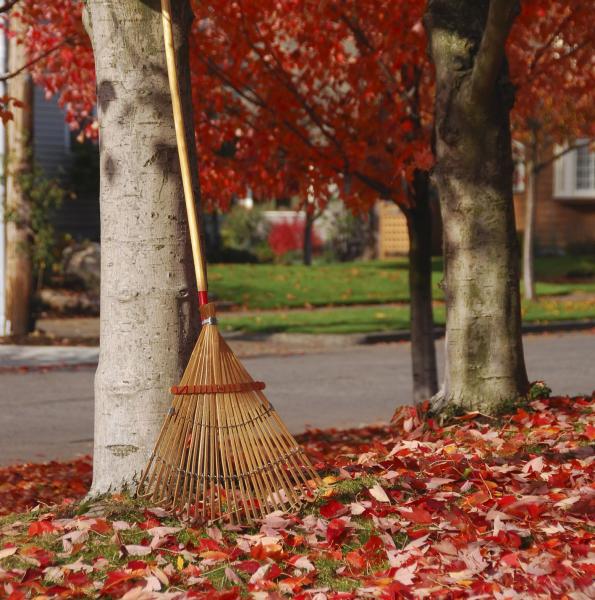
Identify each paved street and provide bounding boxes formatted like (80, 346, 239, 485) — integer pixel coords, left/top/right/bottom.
(0, 332, 593, 465)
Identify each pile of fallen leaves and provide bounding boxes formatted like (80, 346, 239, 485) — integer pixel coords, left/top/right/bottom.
(0, 396, 593, 599)
(0, 459, 92, 517)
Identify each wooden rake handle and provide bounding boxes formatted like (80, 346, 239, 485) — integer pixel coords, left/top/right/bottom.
(161, 0, 208, 302)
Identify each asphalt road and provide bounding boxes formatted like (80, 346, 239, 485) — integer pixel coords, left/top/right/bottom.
(0, 332, 593, 466)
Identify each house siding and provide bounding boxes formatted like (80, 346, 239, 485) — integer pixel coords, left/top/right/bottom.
(514, 147, 595, 252)
(32, 87, 101, 241)
(33, 86, 71, 177)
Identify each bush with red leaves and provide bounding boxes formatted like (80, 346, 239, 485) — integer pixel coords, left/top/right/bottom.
(268, 218, 322, 257)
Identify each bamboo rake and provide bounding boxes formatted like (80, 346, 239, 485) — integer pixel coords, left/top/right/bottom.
(137, 0, 320, 524)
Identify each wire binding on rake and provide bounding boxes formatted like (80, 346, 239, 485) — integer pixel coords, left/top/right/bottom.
(137, 303, 320, 525)
(171, 381, 266, 395)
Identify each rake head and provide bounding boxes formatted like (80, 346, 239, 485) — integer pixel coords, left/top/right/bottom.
(137, 303, 320, 524)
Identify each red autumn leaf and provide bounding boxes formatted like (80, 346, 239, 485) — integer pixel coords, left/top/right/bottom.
(66, 571, 91, 587)
(399, 506, 433, 524)
(90, 518, 112, 534)
(326, 518, 348, 544)
(584, 424, 595, 441)
(138, 517, 162, 530)
(198, 537, 224, 552)
(364, 534, 385, 556)
(100, 570, 139, 595)
(27, 520, 58, 536)
(501, 552, 521, 568)
(497, 495, 517, 509)
(265, 563, 283, 580)
(126, 560, 148, 570)
(250, 543, 284, 560)
(44, 586, 71, 596)
(319, 499, 347, 519)
(235, 560, 262, 575)
(345, 550, 366, 570)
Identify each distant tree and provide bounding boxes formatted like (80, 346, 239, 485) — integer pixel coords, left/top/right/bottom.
(190, 0, 438, 402)
(508, 0, 595, 299)
(15, 0, 440, 404)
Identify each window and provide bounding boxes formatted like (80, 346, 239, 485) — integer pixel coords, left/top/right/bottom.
(575, 145, 594, 190)
(512, 141, 525, 193)
(554, 140, 595, 199)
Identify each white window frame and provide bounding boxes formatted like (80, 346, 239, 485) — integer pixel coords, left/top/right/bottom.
(553, 139, 595, 199)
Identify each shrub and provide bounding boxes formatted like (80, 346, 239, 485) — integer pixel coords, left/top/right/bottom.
(328, 212, 367, 261)
(219, 206, 271, 262)
(221, 206, 269, 249)
(7, 162, 69, 288)
(268, 218, 322, 259)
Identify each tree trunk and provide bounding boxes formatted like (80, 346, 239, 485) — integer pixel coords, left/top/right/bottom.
(405, 171, 438, 404)
(85, 0, 199, 493)
(522, 140, 538, 301)
(303, 210, 313, 266)
(361, 205, 379, 260)
(5, 13, 34, 336)
(426, 0, 529, 415)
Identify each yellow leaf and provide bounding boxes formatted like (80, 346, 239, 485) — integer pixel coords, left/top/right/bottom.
(177, 555, 184, 570)
(322, 475, 339, 485)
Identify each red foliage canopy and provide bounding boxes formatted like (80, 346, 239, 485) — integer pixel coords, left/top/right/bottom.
(10, 0, 432, 213)
(509, 0, 595, 145)
(6, 0, 594, 210)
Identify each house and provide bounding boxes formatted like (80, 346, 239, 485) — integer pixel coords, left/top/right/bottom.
(513, 142, 595, 253)
(1, 71, 89, 334)
(377, 142, 595, 258)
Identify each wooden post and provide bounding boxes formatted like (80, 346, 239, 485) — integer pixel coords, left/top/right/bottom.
(5, 12, 34, 335)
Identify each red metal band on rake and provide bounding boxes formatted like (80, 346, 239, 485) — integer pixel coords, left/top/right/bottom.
(170, 381, 266, 395)
(198, 291, 209, 306)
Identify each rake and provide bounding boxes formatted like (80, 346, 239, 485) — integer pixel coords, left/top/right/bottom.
(137, 0, 320, 524)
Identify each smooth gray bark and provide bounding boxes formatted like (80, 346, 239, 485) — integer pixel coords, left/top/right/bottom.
(522, 140, 538, 301)
(426, 0, 529, 414)
(85, 0, 198, 493)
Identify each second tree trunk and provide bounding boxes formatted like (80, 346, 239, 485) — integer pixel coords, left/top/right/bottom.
(426, 0, 529, 415)
(405, 172, 438, 404)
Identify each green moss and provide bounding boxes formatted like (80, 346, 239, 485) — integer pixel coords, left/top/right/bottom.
(314, 558, 358, 592)
(393, 531, 409, 549)
(333, 475, 379, 499)
(203, 565, 232, 590)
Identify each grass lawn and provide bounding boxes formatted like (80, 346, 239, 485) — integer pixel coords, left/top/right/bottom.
(220, 297, 595, 334)
(209, 255, 595, 310)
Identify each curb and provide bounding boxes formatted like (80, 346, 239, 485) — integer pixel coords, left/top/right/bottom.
(223, 319, 595, 347)
(0, 320, 593, 373)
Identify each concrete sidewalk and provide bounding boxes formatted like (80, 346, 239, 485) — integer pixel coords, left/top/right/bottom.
(0, 345, 99, 369)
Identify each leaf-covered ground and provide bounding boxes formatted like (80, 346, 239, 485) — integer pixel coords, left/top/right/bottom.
(0, 396, 593, 599)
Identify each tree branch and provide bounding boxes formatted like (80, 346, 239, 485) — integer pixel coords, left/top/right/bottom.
(0, 0, 20, 14)
(471, 0, 517, 102)
(527, 12, 573, 76)
(535, 139, 591, 173)
(0, 39, 69, 82)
